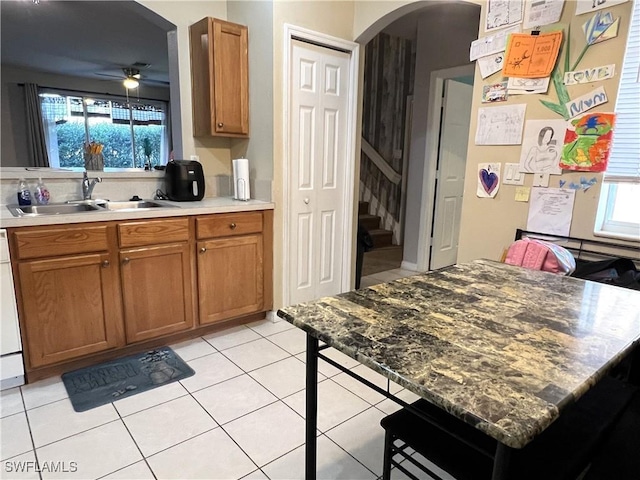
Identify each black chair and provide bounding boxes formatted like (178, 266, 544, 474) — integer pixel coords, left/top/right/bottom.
(380, 376, 637, 480)
(583, 390, 640, 479)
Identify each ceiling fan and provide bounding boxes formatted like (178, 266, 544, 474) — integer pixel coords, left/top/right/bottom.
(94, 63, 169, 88)
(122, 68, 141, 89)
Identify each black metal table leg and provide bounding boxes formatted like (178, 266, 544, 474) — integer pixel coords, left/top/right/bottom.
(492, 443, 513, 480)
(305, 334, 319, 480)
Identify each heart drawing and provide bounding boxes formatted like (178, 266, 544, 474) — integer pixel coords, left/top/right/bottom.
(480, 169, 498, 195)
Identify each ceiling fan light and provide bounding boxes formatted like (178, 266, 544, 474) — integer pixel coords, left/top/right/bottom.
(123, 76, 139, 89)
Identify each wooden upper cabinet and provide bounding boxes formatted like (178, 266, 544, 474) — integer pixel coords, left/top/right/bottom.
(190, 17, 249, 138)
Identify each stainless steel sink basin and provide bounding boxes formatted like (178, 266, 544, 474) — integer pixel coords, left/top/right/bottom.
(99, 200, 173, 211)
(7, 203, 103, 217)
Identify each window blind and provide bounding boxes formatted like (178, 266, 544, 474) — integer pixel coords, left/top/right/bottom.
(606, 2, 640, 183)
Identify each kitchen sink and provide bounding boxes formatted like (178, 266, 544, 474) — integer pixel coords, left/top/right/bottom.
(6, 203, 103, 217)
(98, 200, 174, 211)
(6, 200, 175, 217)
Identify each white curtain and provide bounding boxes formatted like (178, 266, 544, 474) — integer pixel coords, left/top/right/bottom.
(24, 83, 50, 167)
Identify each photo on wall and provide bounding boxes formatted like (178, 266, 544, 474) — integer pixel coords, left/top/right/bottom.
(519, 119, 567, 174)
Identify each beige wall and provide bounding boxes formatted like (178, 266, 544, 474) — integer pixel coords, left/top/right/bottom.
(457, 1, 636, 263)
(139, 1, 232, 179)
(271, 1, 356, 309)
(135, 0, 636, 311)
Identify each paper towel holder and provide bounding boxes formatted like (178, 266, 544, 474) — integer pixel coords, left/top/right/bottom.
(232, 157, 251, 201)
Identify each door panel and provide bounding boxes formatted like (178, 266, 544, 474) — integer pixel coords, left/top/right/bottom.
(198, 235, 263, 324)
(19, 253, 123, 368)
(430, 79, 473, 271)
(120, 243, 193, 343)
(289, 40, 350, 305)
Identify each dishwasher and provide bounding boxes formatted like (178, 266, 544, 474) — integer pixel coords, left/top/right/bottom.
(1, 229, 24, 390)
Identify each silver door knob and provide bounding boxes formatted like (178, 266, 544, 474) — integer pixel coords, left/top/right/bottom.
(304, 198, 310, 204)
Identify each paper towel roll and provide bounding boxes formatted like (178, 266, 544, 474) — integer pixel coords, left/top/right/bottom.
(233, 158, 250, 201)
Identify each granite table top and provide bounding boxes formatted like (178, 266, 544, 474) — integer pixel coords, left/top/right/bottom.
(277, 259, 640, 449)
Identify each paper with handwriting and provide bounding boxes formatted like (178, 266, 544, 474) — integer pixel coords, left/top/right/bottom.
(575, 0, 628, 16)
(470, 25, 520, 61)
(523, 0, 565, 29)
(475, 104, 526, 145)
(478, 52, 505, 78)
(485, 0, 523, 32)
(527, 187, 575, 236)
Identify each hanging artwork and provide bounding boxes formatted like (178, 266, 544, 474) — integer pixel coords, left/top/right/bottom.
(477, 163, 501, 198)
(503, 31, 563, 78)
(560, 113, 616, 172)
(519, 119, 566, 174)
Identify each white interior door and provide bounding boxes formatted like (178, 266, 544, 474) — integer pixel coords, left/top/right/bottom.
(289, 40, 350, 305)
(430, 79, 473, 270)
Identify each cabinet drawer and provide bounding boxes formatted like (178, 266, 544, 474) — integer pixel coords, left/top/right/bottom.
(118, 218, 189, 248)
(12, 226, 109, 260)
(196, 212, 263, 239)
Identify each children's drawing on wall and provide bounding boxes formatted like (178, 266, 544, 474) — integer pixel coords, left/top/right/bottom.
(477, 163, 501, 198)
(560, 112, 616, 172)
(523, 0, 565, 29)
(575, 0, 628, 16)
(482, 82, 508, 103)
(475, 104, 526, 145)
(583, 11, 620, 44)
(485, 0, 523, 32)
(566, 86, 608, 118)
(519, 119, 566, 174)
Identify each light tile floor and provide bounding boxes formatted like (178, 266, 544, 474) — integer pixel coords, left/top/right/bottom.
(0, 271, 442, 480)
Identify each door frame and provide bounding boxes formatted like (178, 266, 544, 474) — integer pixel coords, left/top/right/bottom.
(282, 24, 360, 306)
(416, 64, 474, 272)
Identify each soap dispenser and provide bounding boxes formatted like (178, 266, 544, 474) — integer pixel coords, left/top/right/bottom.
(17, 178, 32, 206)
(34, 178, 50, 205)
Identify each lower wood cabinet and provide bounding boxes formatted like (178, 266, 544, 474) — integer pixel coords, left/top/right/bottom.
(8, 209, 273, 376)
(17, 252, 124, 368)
(120, 243, 194, 343)
(198, 234, 263, 324)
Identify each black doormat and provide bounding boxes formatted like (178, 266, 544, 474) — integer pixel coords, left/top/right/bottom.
(62, 347, 195, 412)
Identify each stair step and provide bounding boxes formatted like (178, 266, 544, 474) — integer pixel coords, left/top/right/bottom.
(358, 214, 380, 231)
(358, 201, 369, 215)
(368, 229, 393, 248)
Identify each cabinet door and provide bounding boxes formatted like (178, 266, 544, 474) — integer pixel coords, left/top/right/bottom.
(198, 234, 263, 325)
(212, 18, 249, 136)
(18, 253, 123, 368)
(120, 243, 194, 343)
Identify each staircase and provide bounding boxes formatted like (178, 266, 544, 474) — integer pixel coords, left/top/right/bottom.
(359, 201, 393, 248)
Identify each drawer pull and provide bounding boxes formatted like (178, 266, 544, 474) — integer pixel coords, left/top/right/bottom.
(230, 223, 237, 230)
(102, 260, 110, 268)
(217, 122, 224, 128)
(199, 247, 207, 254)
(122, 258, 130, 265)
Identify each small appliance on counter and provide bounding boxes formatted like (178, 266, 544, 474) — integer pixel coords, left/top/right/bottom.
(233, 158, 251, 201)
(165, 160, 205, 201)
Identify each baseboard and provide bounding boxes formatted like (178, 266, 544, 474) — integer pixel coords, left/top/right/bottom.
(401, 260, 418, 272)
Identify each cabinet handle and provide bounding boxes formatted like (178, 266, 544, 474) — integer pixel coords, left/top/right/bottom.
(199, 247, 207, 254)
(102, 260, 110, 268)
(230, 223, 237, 230)
(217, 122, 223, 128)
(122, 258, 130, 265)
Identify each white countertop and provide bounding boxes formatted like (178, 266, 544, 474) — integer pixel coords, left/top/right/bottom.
(0, 197, 274, 228)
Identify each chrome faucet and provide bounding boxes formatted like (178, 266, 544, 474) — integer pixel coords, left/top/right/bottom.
(82, 171, 102, 200)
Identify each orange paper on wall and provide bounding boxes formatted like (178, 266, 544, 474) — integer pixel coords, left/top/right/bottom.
(502, 31, 563, 78)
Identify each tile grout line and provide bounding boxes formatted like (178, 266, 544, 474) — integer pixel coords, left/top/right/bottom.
(18, 387, 42, 480)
